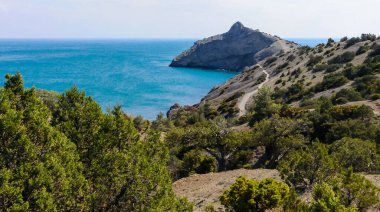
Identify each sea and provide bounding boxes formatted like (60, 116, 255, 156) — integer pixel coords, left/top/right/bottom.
(0, 38, 325, 120)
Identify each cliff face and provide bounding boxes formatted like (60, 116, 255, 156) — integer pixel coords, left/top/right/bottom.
(170, 22, 297, 71)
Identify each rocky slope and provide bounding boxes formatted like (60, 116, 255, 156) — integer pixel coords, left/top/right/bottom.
(170, 22, 298, 71)
(198, 36, 380, 117)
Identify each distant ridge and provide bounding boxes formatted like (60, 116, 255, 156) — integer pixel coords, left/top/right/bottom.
(170, 22, 298, 71)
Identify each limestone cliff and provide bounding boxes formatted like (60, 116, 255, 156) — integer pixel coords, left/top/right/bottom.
(170, 22, 297, 71)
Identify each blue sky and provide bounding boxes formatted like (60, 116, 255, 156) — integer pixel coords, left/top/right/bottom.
(0, 0, 379, 39)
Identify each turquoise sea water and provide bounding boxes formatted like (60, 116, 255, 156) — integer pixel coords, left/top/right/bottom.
(0, 39, 323, 119)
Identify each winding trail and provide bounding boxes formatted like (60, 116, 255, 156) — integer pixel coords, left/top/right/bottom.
(237, 65, 269, 116)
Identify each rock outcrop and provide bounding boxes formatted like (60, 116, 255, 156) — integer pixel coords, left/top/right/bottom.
(170, 22, 297, 71)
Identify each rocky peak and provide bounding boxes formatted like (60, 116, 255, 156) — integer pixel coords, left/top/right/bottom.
(170, 22, 297, 71)
(228, 22, 245, 34)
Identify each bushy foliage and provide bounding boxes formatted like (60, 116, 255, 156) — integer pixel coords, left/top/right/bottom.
(309, 182, 355, 212)
(278, 143, 337, 190)
(314, 73, 349, 92)
(361, 33, 377, 42)
(151, 112, 173, 131)
(326, 118, 379, 144)
(310, 169, 379, 211)
(329, 51, 356, 64)
(307, 55, 324, 67)
(250, 88, 280, 123)
(370, 44, 380, 57)
(264, 56, 277, 66)
(182, 149, 217, 175)
(0, 73, 192, 211)
(353, 75, 380, 98)
(220, 177, 290, 212)
(356, 45, 370, 55)
(344, 56, 380, 80)
(327, 105, 374, 121)
(313, 64, 340, 73)
(326, 38, 335, 47)
(344, 37, 362, 49)
(330, 138, 378, 172)
(251, 116, 309, 167)
(286, 54, 296, 62)
(332, 88, 363, 104)
(283, 81, 306, 102)
(166, 117, 253, 175)
(340, 36, 348, 42)
(0, 73, 89, 211)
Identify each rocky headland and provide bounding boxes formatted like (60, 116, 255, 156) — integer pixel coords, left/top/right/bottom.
(170, 22, 298, 71)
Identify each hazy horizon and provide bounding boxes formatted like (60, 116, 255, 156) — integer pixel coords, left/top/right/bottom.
(1, 0, 379, 39)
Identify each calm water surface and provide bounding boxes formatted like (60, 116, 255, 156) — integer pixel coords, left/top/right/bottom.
(0, 38, 323, 119)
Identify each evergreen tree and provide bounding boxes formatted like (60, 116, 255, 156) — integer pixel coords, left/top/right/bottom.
(0, 74, 89, 211)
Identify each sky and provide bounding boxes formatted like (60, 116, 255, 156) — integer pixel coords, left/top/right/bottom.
(0, 0, 379, 39)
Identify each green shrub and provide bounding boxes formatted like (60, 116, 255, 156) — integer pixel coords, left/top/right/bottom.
(313, 64, 340, 73)
(254, 74, 267, 85)
(340, 36, 348, 42)
(275, 79, 283, 84)
(370, 93, 380, 100)
(330, 138, 378, 172)
(369, 44, 380, 57)
(344, 37, 361, 48)
(332, 88, 363, 104)
(298, 46, 311, 55)
(220, 177, 290, 211)
(264, 57, 277, 66)
(277, 62, 289, 70)
(329, 51, 356, 64)
(286, 54, 296, 62)
(310, 169, 380, 211)
(250, 88, 280, 122)
(278, 143, 336, 190)
(182, 150, 217, 175)
(284, 81, 306, 102)
(309, 182, 355, 212)
(314, 73, 349, 92)
(361, 33, 377, 42)
(354, 75, 380, 98)
(326, 119, 379, 143)
(290, 68, 302, 78)
(356, 45, 369, 55)
(327, 105, 374, 121)
(307, 55, 324, 67)
(326, 38, 335, 47)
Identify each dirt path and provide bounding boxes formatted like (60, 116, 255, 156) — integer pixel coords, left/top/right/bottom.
(238, 65, 269, 116)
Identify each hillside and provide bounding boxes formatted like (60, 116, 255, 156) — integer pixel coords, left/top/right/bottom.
(198, 35, 380, 117)
(165, 34, 380, 211)
(173, 169, 380, 211)
(170, 22, 298, 71)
